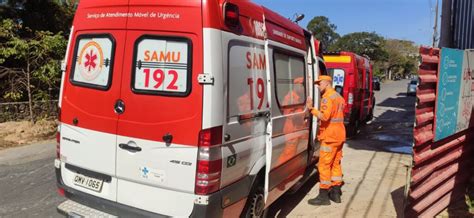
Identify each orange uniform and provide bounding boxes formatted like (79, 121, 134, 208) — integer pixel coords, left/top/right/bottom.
(311, 87, 346, 189)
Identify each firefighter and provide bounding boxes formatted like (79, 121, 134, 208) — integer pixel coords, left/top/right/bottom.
(307, 75, 346, 205)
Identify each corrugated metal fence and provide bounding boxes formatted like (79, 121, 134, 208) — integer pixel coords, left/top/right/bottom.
(405, 47, 474, 217)
(453, 0, 474, 49)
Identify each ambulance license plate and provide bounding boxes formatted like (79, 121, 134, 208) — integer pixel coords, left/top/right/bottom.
(73, 173, 103, 192)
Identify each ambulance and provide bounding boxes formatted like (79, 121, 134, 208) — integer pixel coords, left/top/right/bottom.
(323, 52, 376, 136)
(54, 1, 326, 217)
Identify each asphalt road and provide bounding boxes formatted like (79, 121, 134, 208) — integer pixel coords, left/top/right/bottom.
(0, 79, 415, 218)
(0, 142, 63, 218)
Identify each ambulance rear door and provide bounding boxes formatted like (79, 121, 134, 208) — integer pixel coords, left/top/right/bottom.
(59, 0, 129, 202)
(114, 1, 203, 217)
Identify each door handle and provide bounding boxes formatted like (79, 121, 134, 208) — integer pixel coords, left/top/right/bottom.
(119, 143, 142, 152)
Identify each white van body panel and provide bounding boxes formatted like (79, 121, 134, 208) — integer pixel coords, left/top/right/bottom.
(202, 28, 225, 129)
(219, 30, 268, 187)
(60, 124, 117, 177)
(60, 124, 118, 201)
(117, 179, 196, 217)
(115, 136, 198, 216)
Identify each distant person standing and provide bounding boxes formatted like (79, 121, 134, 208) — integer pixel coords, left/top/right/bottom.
(307, 75, 346, 205)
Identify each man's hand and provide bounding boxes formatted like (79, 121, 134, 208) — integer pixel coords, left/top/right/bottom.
(306, 98, 313, 110)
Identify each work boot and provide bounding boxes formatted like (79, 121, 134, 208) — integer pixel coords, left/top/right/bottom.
(308, 189, 330, 206)
(329, 186, 342, 203)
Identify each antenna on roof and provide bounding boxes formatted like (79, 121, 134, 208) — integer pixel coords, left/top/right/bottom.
(293, 13, 305, 24)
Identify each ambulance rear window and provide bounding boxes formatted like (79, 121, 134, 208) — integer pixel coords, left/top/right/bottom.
(70, 34, 115, 90)
(132, 36, 192, 97)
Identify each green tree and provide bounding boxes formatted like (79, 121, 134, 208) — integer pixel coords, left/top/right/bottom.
(383, 39, 419, 79)
(0, 19, 67, 123)
(3, 0, 76, 36)
(330, 32, 388, 62)
(306, 16, 340, 52)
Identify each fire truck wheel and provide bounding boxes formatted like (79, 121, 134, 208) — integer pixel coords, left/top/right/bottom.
(241, 180, 268, 218)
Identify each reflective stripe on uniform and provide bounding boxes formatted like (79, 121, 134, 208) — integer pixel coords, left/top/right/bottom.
(321, 180, 332, 185)
(320, 146, 332, 152)
(332, 176, 343, 181)
(330, 118, 344, 123)
(330, 93, 341, 99)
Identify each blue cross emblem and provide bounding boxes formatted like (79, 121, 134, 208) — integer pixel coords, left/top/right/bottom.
(334, 75, 344, 84)
(142, 167, 149, 177)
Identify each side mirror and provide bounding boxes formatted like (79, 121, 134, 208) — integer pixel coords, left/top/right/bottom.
(293, 14, 305, 23)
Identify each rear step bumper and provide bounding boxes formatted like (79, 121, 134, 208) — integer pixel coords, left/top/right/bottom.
(57, 200, 117, 218)
(55, 162, 233, 217)
(55, 166, 166, 217)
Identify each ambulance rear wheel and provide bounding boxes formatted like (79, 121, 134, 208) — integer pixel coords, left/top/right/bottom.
(241, 181, 268, 218)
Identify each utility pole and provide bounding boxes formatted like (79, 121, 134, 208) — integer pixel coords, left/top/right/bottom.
(439, 0, 453, 48)
(432, 0, 440, 47)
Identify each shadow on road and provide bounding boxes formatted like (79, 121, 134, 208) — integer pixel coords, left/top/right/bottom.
(347, 92, 416, 154)
(377, 94, 416, 110)
(267, 173, 318, 217)
(391, 185, 407, 217)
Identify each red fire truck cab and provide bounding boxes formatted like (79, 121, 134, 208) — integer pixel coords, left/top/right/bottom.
(323, 52, 376, 136)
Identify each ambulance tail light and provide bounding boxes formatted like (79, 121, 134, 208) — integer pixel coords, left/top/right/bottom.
(196, 126, 223, 195)
(348, 92, 354, 105)
(224, 3, 240, 28)
(57, 187, 65, 197)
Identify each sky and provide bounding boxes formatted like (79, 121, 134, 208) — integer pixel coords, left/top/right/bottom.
(253, 0, 440, 46)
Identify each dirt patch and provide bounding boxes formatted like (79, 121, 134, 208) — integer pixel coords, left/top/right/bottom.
(0, 120, 57, 150)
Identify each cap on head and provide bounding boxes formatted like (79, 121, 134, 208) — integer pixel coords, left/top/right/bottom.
(293, 77, 304, 84)
(314, 75, 332, 84)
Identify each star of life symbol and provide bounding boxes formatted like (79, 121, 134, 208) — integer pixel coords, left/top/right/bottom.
(334, 75, 344, 84)
(85, 49, 97, 72)
(78, 41, 104, 81)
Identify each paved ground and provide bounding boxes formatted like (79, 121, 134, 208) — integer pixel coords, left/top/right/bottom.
(0, 141, 63, 218)
(268, 79, 415, 217)
(0, 79, 414, 218)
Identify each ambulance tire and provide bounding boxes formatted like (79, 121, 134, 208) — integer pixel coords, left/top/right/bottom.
(241, 177, 268, 218)
(366, 99, 375, 123)
(347, 119, 359, 138)
(366, 108, 374, 123)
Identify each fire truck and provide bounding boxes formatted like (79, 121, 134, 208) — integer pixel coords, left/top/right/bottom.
(55, 0, 327, 217)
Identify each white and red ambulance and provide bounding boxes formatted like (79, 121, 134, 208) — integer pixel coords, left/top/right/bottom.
(55, 0, 326, 217)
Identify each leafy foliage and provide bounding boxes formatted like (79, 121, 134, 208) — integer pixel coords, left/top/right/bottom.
(0, 0, 71, 122)
(383, 39, 419, 78)
(307, 16, 340, 52)
(329, 32, 388, 62)
(3, 0, 75, 36)
(307, 17, 419, 80)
